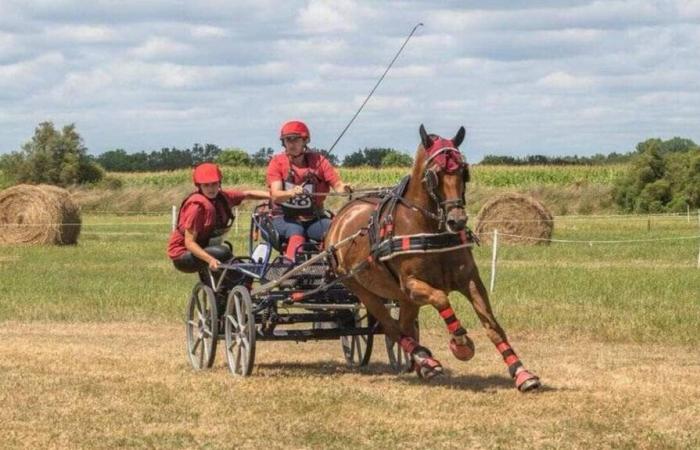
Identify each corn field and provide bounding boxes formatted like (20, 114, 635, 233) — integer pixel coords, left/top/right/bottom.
(107, 164, 625, 188)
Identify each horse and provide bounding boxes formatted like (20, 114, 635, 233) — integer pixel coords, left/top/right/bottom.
(325, 124, 541, 392)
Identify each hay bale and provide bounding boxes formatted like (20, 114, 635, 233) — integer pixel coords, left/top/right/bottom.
(474, 193, 553, 245)
(0, 184, 81, 245)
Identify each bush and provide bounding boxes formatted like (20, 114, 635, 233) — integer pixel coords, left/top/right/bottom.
(2, 122, 103, 186)
(613, 137, 699, 213)
(381, 152, 413, 167)
(217, 148, 251, 166)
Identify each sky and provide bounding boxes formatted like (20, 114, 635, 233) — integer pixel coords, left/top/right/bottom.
(1, 0, 699, 162)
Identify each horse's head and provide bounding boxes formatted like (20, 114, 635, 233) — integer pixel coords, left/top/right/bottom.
(417, 124, 470, 232)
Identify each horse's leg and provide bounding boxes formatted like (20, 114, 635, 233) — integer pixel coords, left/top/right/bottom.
(398, 301, 419, 340)
(459, 272, 541, 392)
(346, 280, 443, 379)
(404, 277, 475, 362)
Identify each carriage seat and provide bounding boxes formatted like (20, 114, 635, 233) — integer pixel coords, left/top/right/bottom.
(254, 209, 322, 253)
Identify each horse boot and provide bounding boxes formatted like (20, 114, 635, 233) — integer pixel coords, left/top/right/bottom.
(496, 341, 541, 392)
(449, 328, 475, 361)
(399, 336, 443, 380)
(439, 307, 475, 361)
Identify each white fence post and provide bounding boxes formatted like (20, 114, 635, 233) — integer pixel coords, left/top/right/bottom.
(235, 207, 239, 235)
(171, 205, 176, 231)
(490, 229, 498, 293)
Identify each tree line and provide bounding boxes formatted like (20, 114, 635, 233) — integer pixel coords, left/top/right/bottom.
(1, 121, 697, 215)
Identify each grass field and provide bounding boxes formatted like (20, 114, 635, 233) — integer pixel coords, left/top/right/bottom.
(1, 213, 698, 343)
(1, 213, 699, 448)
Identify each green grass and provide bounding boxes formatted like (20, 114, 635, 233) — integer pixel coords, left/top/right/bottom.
(1, 214, 698, 344)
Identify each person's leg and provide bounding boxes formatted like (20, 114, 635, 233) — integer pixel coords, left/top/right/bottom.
(172, 253, 203, 273)
(306, 217, 332, 243)
(205, 245, 233, 263)
(272, 216, 305, 261)
(172, 245, 233, 285)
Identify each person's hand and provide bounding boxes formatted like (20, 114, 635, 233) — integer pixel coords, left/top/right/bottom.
(291, 185, 305, 197)
(208, 258, 221, 270)
(342, 183, 353, 193)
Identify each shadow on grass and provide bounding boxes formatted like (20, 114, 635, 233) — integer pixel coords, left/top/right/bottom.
(254, 359, 557, 393)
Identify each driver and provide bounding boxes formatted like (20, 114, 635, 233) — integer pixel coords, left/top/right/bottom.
(266, 120, 351, 262)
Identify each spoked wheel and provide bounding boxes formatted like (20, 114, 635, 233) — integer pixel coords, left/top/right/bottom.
(185, 283, 218, 370)
(340, 307, 375, 367)
(385, 302, 420, 373)
(224, 286, 256, 376)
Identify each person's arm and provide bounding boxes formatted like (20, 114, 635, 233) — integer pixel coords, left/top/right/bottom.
(242, 190, 270, 200)
(332, 180, 353, 193)
(184, 229, 220, 270)
(270, 180, 304, 204)
(321, 156, 352, 193)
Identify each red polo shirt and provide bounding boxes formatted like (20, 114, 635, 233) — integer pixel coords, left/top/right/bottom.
(167, 189, 246, 259)
(266, 151, 340, 209)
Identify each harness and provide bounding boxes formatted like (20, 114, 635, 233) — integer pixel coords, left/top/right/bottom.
(365, 175, 476, 266)
(277, 152, 324, 219)
(177, 191, 234, 247)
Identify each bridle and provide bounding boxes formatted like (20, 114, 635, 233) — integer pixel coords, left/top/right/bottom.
(421, 139, 470, 228)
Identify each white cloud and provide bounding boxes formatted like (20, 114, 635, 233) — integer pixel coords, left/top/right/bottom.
(129, 37, 193, 60)
(47, 25, 118, 43)
(296, 0, 376, 34)
(0, 1, 699, 157)
(190, 25, 229, 39)
(0, 52, 65, 91)
(537, 71, 595, 89)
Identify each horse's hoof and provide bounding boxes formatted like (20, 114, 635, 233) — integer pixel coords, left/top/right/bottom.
(413, 358, 444, 381)
(449, 337, 475, 361)
(515, 370, 541, 392)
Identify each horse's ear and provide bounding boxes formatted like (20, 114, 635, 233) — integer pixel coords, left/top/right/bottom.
(419, 124, 433, 149)
(452, 126, 466, 148)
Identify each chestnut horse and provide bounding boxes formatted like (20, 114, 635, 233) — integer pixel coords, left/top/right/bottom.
(325, 125, 540, 391)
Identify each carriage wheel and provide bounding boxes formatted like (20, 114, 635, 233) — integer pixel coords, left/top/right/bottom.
(385, 303, 420, 373)
(340, 308, 375, 367)
(224, 286, 257, 376)
(185, 283, 218, 370)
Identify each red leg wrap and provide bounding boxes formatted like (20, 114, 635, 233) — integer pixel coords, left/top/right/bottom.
(515, 369, 541, 392)
(398, 336, 418, 355)
(285, 235, 306, 261)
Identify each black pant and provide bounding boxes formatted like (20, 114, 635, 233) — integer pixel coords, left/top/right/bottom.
(172, 245, 233, 273)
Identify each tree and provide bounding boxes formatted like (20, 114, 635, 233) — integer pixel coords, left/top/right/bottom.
(192, 143, 221, 164)
(613, 137, 700, 213)
(96, 149, 133, 171)
(381, 151, 413, 167)
(311, 148, 339, 166)
(251, 147, 275, 166)
(342, 149, 366, 167)
(342, 147, 406, 167)
(2, 122, 103, 186)
(217, 148, 251, 166)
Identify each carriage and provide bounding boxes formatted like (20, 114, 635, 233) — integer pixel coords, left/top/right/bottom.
(184, 124, 540, 391)
(184, 203, 415, 376)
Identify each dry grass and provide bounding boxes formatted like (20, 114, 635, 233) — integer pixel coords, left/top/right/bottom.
(1, 323, 698, 449)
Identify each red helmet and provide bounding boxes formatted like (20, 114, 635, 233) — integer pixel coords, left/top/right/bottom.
(192, 162, 222, 185)
(280, 120, 310, 140)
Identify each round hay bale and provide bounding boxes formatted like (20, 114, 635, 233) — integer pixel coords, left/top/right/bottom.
(474, 193, 553, 245)
(0, 184, 81, 245)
